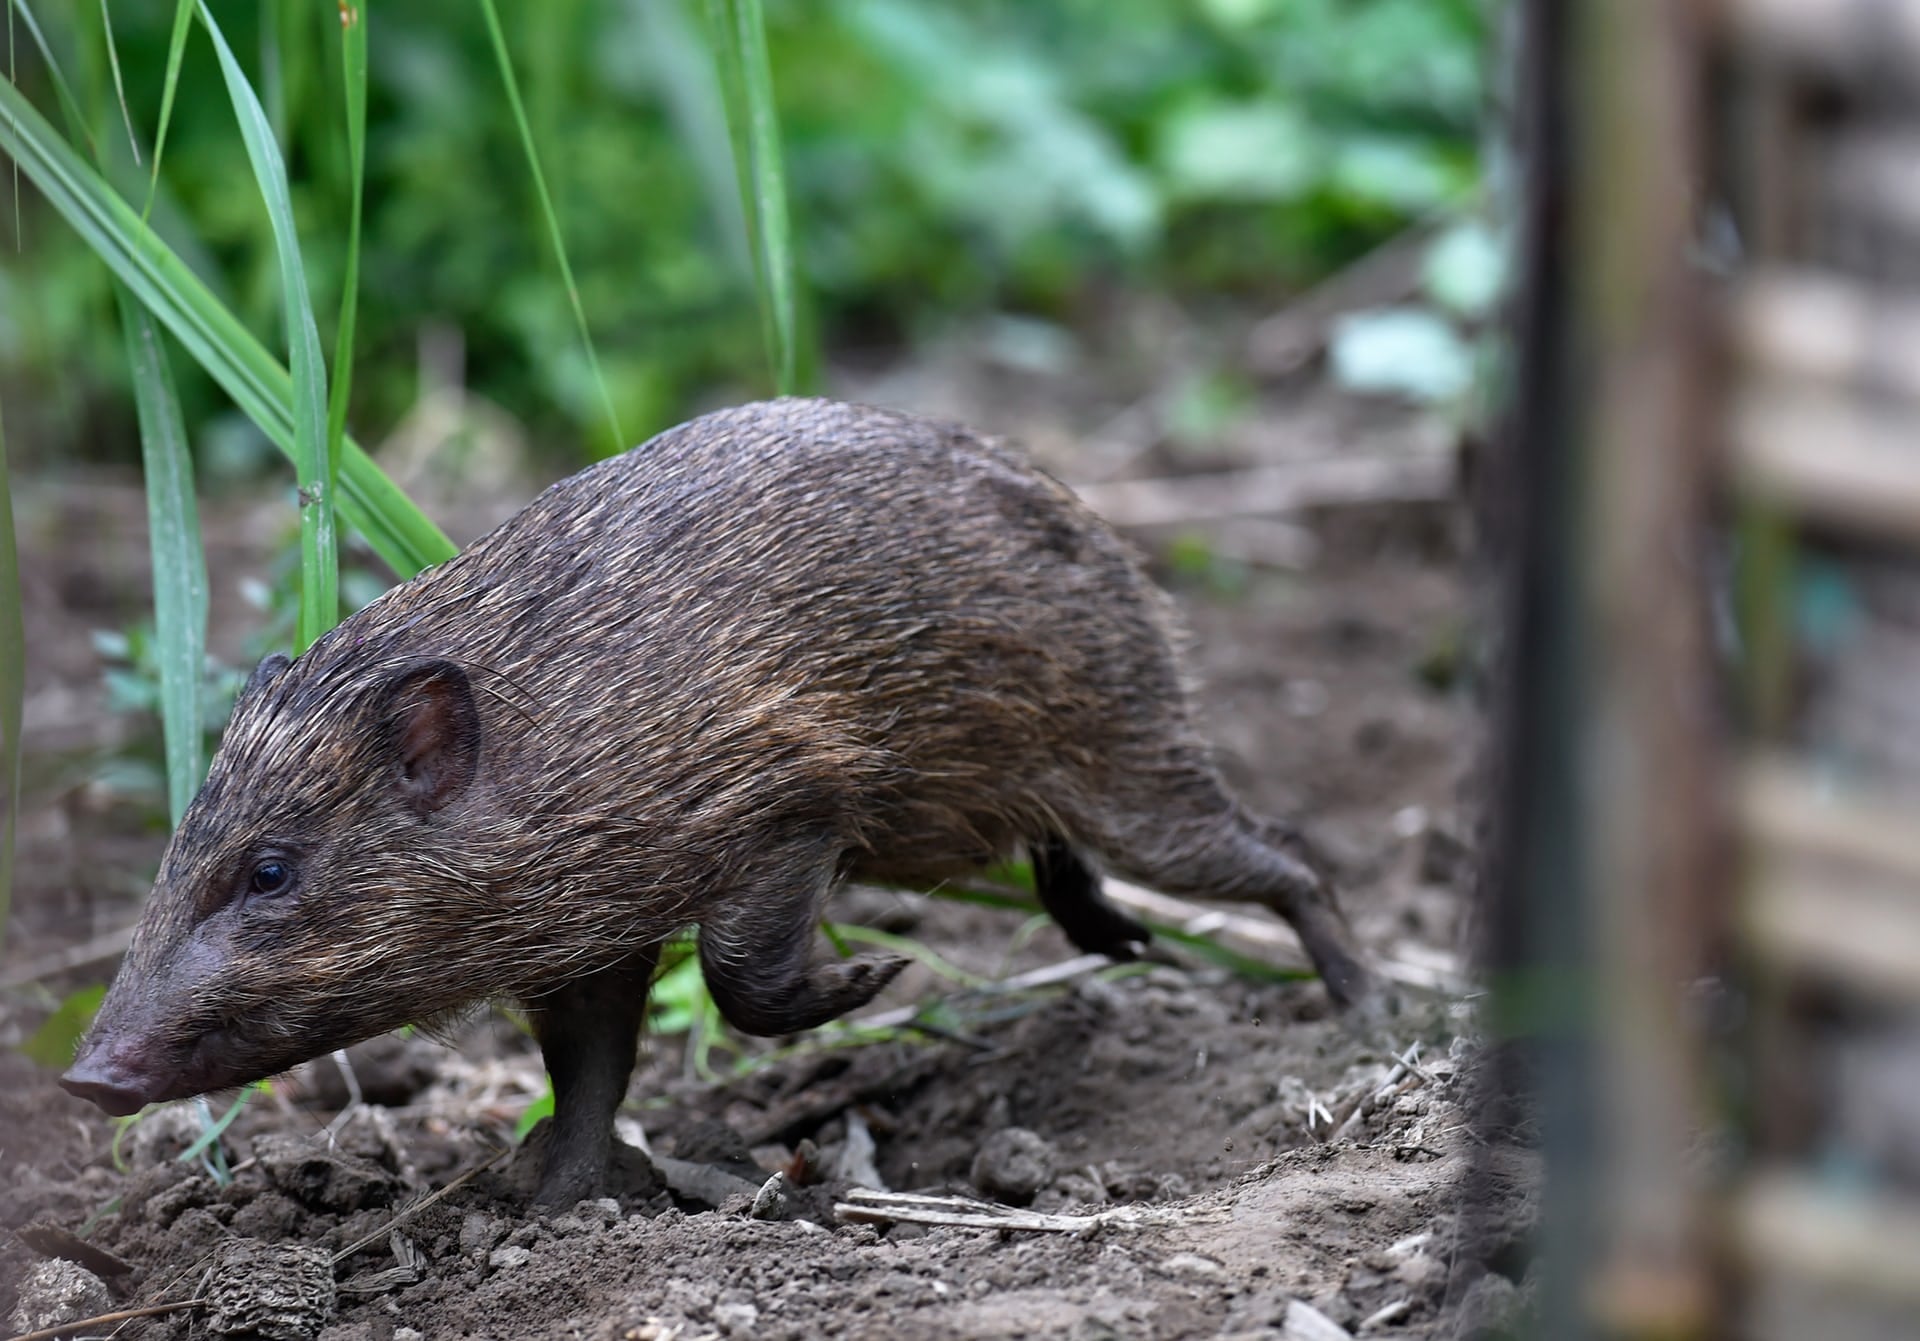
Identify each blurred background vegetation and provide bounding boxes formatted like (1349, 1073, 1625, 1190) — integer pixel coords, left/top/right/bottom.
(1, 0, 1491, 479)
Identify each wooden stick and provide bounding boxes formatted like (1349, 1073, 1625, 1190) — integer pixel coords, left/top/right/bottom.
(851, 954, 1113, 1032)
(833, 1187, 1202, 1235)
(330, 1145, 508, 1265)
(3, 1298, 206, 1341)
(1071, 454, 1452, 531)
(1329, 1042, 1428, 1143)
(0, 926, 133, 990)
(1100, 880, 1467, 994)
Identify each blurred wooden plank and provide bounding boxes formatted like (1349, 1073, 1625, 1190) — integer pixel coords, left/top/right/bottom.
(1070, 453, 1452, 530)
(1729, 0, 1920, 79)
(1748, 861, 1920, 997)
(1740, 758, 1920, 880)
(1731, 270, 1920, 403)
(1728, 386, 1920, 545)
(1813, 131, 1920, 248)
(1741, 761, 1920, 997)
(1733, 1171, 1920, 1303)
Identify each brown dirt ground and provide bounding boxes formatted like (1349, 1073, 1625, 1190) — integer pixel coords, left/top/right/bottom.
(1, 350, 1529, 1341)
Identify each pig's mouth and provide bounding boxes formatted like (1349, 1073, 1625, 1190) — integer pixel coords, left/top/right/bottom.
(60, 1023, 247, 1116)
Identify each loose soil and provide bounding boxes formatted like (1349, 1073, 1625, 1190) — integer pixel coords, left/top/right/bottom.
(2, 348, 1525, 1340)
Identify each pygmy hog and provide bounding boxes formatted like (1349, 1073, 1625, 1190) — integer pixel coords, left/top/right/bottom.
(63, 398, 1372, 1207)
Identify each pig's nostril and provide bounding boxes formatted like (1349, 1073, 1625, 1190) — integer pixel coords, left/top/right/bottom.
(60, 1058, 153, 1118)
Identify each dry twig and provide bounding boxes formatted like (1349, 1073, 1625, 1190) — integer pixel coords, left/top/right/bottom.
(3, 1298, 207, 1341)
(834, 1187, 1206, 1235)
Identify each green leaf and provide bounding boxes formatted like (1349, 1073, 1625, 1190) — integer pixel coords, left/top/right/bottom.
(0, 75, 456, 578)
(1329, 135, 1465, 213)
(477, 0, 624, 453)
(1423, 219, 1505, 319)
(1158, 98, 1317, 202)
(647, 952, 707, 1036)
(198, 1, 336, 652)
(22, 986, 106, 1070)
(514, 1085, 554, 1142)
(328, 0, 368, 487)
(705, 0, 802, 394)
(117, 290, 208, 824)
(1328, 306, 1473, 404)
(140, 0, 196, 225)
(0, 403, 18, 951)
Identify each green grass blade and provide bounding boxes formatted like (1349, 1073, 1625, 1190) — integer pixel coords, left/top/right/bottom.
(7, 0, 16, 248)
(25, 5, 206, 823)
(11, 0, 99, 161)
(0, 400, 20, 953)
(260, 0, 285, 153)
(98, 0, 139, 165)
(704, 0, 801, 394)
(476, 0, 624, 453)
(0, 66, 452, 581)
(140, 0, 195, 225)
(327, 0, 367, 485)
(115, 290, 207, 825)
(198, 1, 335, 652)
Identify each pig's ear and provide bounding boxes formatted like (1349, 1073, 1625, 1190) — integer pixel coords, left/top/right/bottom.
(381, 660, 481, 815)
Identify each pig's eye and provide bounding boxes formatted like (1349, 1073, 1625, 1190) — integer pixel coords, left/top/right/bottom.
(247, 859, 293, 897)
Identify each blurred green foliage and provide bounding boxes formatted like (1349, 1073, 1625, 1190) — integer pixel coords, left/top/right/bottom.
(3, 0, 1488, 472)
(20, 982, 105, 1068)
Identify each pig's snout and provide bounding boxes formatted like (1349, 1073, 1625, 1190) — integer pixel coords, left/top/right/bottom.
(62, 1038, 164, 1116)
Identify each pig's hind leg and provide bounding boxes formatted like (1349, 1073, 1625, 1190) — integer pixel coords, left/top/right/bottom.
(1085, 762, 1375, 1008)
(1031, 835, 1150, 959)
(698, 832, 910, 1037)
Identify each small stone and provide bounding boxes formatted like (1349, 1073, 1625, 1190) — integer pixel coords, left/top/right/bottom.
(1419, 821, 1470, 887)
(1452, 1272, 1522, 1337)
(1161, 1252, 1227, 1280)
(254, 1133, 400, 1213)
(394, 1330, 426, 1341)
(712, 1300, 761, 1334)
(136, 1168, 209, 1228)
(547, 1212, 605, 1237)
(1394, 1251, 1443, 1288)
(125, 1105, 210, 1167)
(749, 1173, 790, 1221)
(970, 1127, 1057, 1206)
(459, 1211, 506, 1258)
(1282, 1298, 1354, 1341)
(488, 1245, 534, 1270)
(317, 1324, 384, 1341)
(8, 1260, 113, 1334)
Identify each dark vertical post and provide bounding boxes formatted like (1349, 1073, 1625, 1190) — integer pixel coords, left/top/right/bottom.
(1478, 1, 1717, 1335)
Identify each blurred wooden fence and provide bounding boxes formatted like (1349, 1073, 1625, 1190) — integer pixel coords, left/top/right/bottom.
(1496, 3, 1920, 1337)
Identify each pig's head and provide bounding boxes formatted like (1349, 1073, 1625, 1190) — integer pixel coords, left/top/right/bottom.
(62, 649, 496, 1115)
